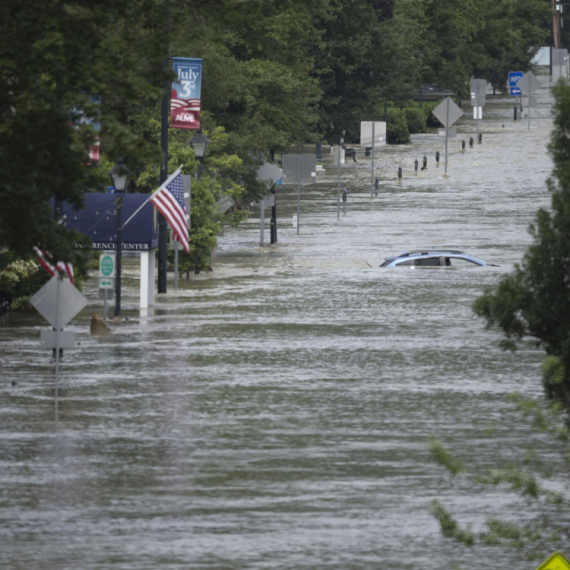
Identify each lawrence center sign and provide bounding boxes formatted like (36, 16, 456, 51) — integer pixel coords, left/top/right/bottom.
(57, 193, 158, 309)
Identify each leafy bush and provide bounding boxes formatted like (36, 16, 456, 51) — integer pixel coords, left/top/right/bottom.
(386, 108, 410, 144)
(0, 254, 51, 311)
(404, 108, 428, 134)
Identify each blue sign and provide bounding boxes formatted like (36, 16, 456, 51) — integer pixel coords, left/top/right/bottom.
(508, 71, 523, 96)
(56, 194, 159, 251)
(171, 57, 203, 129)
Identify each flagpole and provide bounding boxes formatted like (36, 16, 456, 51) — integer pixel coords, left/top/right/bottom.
(122, 166, 183, 230)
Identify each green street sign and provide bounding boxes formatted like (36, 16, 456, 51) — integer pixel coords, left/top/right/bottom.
(99, 253, 116, 278)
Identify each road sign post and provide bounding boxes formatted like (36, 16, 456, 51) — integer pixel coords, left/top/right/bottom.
(518, 71, 541, 131)
(30, 275, 88, 398)
(432, 97, 463, 174)
(470, 78, 486, 140)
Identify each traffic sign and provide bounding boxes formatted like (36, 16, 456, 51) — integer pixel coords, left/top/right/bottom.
(508, 71, 523, 96)
(536, 551, 570, 570)
(432, 97, 463, 128)
(470, 78, 486, 107)
(30, 275, 88, 328)
(98, 277, 114, 290)
(99, 253, 116, 278)
(519, 71, 541, 96)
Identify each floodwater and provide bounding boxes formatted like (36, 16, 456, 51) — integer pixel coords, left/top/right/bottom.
(0, 75, 561, 569)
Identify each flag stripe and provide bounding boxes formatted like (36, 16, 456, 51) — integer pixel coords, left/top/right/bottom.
(34, 247, 75, 285)
(149, 171, 190, 254)
(151, 190, 188, 249)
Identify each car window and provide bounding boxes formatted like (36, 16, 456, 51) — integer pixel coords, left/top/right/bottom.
(447, 256, 481, 267)
(416, 257, 441, 266)
(395, 259, 415, 266)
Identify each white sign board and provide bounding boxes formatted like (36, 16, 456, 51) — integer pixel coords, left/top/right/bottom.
(360, 121, 387, 146)
(98, 277, 114, 290)
(41, 330, 76, 350)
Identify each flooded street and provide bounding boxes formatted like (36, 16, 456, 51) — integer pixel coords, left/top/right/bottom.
(0, 77, 559, 569)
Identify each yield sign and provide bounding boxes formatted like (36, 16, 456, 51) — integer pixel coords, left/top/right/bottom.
(432, 97, 463, 128)
(536, 551, 570, 570)
(519, 71, 541, 96)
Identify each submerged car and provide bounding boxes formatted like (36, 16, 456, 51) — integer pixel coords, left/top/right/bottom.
(380, 250, 498, 268)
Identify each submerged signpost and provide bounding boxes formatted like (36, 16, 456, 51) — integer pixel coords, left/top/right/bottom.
(470, 78, 486, 139)
(432, 97, 463, 174)
(518, 71, 541, 131)
(360, 121, 386, 197)
(282, 154, 316, 234)
(30, 275, 88, 399)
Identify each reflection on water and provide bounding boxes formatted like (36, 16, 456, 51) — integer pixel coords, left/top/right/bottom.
(0, 79, 557, 569)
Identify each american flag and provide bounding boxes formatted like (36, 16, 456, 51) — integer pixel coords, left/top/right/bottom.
(150, 168, 189, 253)
(34, 247, 75, 285)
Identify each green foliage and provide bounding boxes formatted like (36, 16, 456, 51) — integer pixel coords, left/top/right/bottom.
(404, 107, 428, 134)
(386, 108, 410, 144)
(428, 402, 570, 556)
(0, 0, 168, 270)
(428, 436, 467, 475)
(473, 82, 570, 414)
(430, 501, 475, 546)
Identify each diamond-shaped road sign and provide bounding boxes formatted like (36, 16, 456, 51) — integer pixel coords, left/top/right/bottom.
(519, 71, 541, 96)
(432, 97, 463, 128)
(536, 551, 570, 570)
(30, 275, 88, 328)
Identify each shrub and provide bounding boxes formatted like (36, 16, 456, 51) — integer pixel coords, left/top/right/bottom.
(386, 108, 410, 144)
(404, 108, 428, 134)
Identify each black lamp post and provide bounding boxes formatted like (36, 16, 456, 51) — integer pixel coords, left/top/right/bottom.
(190, 129, 210, 178)
(109, 158, 130, 318)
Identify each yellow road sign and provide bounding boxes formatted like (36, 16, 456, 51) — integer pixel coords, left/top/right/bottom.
(537, 552, 570, 570)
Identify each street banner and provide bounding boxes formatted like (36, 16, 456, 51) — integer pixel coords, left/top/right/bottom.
(171, 57, 202, 130)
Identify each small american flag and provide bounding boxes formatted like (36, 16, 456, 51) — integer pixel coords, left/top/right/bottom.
(150, 167, 189, 253)
(34, 247, 75, 285)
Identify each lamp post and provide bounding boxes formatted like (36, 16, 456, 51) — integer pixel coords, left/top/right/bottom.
(109, 158, 130, 318)
(190, 129, 210, 178)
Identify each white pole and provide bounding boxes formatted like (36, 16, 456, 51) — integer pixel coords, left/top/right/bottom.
(371, 122, 375, 197)
(296, 155, 301, 235)
(445, 99, 449, 175)
(337, 150, 341, 219)
(54, 277, 61, 399)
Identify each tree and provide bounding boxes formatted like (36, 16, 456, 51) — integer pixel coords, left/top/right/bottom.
(474, 81, 570, 413)
(0, 0, 169, 272)
(430, 82, 570, 558)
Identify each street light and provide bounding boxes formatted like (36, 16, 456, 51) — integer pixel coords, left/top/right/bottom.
(190, 129, 210, 178)
(109, 157, 130, 318)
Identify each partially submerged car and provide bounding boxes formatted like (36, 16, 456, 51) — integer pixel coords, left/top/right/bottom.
(380, 250, 497, 268)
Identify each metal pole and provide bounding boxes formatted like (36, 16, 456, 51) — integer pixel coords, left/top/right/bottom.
(528, 95, 531, 131)
(296, 155, 300, 235)
(271, 188, 277, 243)
(158, 0, 170, 294)
(445, 99, 449, 174)
(103, 288, 108, 319)
(174, 244, 179, 289)
(337, 149, 341, 219)
(260, 199, 265, 248)
(370, 122, 375, 198)
(114, 195, 123, 317)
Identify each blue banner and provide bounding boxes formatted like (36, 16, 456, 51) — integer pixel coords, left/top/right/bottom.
(171, 57, 203, 129)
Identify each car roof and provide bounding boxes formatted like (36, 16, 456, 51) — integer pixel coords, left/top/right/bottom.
(397, 250, 465, 257)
